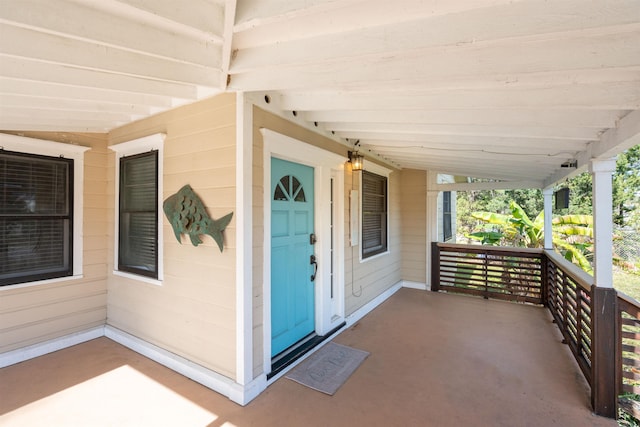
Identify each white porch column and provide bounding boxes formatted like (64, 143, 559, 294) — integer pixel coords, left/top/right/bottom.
(542, 188, 553, 250)
(588, 157, 617, 417)
(589, 158, 617, 288)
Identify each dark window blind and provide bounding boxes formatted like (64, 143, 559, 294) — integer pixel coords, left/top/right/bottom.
(362, 170, 387, 258)
(118, 151, 158, 278)
(0, 150, 73, 286)
(443, 191, 452, 241)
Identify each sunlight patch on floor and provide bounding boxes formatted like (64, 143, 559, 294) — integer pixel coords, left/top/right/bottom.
(0, 365, 219, 426)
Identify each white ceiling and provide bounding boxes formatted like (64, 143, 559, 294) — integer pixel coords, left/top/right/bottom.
(1, 0, 639, 187)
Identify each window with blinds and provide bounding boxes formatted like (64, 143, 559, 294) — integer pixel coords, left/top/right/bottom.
(362, 170, 387, 258)
(118, 151, 158, 278)
(0, 150, 73, 286)
(443, 191, 452, 241)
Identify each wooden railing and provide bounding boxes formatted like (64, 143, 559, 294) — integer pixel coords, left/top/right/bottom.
(431, 242, 639, 419)
(618, 291, 640, 420)
(431, 243, 543, 304)
(544, 250, 594, 385)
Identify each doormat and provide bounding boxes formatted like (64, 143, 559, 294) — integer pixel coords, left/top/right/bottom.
(285, 342, 369, 395)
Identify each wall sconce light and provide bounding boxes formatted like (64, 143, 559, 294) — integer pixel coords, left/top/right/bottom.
(348, 150, 364, 171)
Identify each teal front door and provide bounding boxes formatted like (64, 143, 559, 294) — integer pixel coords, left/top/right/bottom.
(271, 158, 315, 357)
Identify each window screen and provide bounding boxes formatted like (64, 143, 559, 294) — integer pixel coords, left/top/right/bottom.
(119, 151, 158, 278)
(0, 150, 73, 286)
(362, 170, 387, 258)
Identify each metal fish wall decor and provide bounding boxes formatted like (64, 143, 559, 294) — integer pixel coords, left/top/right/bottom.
(163, 184, 233, 252)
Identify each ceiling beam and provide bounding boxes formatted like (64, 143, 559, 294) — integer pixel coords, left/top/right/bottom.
(0, 25, 221, 87)
(372, 148, 567, 167)
(543, 109, 640, 188)
(82, 0, 225, 43)
(0, 77, 173, 107)
(232, 0, 640, 72)
(1, 0, 222, 67)
(333, 69, 640, 93)
(231, 31, 640, 91)
(346, 133, 590, 149)
(0, 106, 139, 123)
(0, 116, 123, 131)
(304, 109, 625, 129)
(234, 0, 363, 33)
(436, 180, 545, 191)
(278, 82, 640, 110)
(0, 94, 153, 115)
(0, 57, 198, 99)
(220, 0, 237, 88)
(371, 149, 561, 168)
(358, 140, 586, 157)
(394, 159, 552, 181)
(325, 122, 599, 141)
(233, 0, 529, 48)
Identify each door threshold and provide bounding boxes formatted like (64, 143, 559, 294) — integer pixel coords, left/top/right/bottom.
(268, 322, 345, 380)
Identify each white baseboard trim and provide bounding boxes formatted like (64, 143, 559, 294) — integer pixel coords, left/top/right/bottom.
(229, 374, 268, 405)
(0, 326, 104, 368)
(1, 281, 415, 403)
(345, 280, 403, 327)
(402, 280, 429, 291)
(0, 324, 266, 405)
(105, 325, 261, 405)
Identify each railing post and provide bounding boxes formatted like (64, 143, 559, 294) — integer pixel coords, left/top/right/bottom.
(541, 253, 548, 307)
(483, 248, 489, 299)
(561, 271, 569, 340)
(591, 285, 618, 417)
(430, 242, 440, 292)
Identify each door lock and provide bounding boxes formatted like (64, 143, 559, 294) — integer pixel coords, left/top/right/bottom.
(309, 233, 317, 245)
(310, 254, 318, 282)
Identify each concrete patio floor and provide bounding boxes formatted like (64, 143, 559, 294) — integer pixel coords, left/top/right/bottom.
(0, 288, 616, 427)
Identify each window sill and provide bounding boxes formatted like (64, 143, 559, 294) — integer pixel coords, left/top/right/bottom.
(112, 270, 162, 286)
(0, 274, 84, 291)
(360, 250, 390, 263)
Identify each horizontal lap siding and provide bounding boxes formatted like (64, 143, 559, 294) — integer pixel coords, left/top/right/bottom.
(0, 132, 109, 353)
(346, 169, 402, 316)
(107, 94, 238, 379)
(400, 169, 426, 284)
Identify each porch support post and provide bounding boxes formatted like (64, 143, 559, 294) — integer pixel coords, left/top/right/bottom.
(542, 188, 553, 250)
(233, 92, 256, 398)
(430, 242, 440, 292)
(426, 171, 439, 290)
(589, 157, 617, 418)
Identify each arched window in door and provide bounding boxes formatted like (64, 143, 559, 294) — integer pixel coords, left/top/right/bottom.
(273, 175, 306, 202)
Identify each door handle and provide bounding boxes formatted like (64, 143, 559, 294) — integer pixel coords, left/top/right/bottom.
(310, 255, 318, 282)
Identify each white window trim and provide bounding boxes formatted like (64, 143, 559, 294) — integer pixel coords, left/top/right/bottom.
(359, 161, 391, 263)
(110, 133, 165, 285)
(0, 133, 89, 289)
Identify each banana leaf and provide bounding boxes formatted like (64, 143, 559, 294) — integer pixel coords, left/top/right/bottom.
(467, 231, 503, 245)
(471, 211, 510, 225)
(554, 224, 594, 238)
(554, 238, 593, 274)
(552, 214, 593, 226)
(509, 201, 538, 244)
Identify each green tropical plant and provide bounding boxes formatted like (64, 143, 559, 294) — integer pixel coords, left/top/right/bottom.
(468, 201, 594, 274)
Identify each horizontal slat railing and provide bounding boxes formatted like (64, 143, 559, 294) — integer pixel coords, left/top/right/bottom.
(618, 292, 640, 420)
(432, 243, 543, 304)
(432, 242, 638, 419)
(544, 250, 594, 386)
